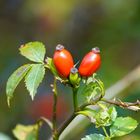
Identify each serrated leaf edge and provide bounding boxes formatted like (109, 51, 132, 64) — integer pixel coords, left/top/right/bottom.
(6, 64, 32, 107)
(25, 64, 45, 100)
(19, 42, 46, 63)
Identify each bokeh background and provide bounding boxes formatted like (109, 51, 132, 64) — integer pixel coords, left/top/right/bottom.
(0, 0, 140, 139)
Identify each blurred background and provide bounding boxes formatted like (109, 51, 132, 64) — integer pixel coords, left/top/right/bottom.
(0, 0, 140, 139)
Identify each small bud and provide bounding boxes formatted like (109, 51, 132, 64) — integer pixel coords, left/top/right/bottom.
(69, 67, 80, 86)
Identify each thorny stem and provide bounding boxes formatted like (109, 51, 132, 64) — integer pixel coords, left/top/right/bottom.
(52, 77, 58, 140)
(56, 97, 139, 139)
(101, 98, 140, 111)
(55, 66, 140, 139)
(57, 95, 102, 138)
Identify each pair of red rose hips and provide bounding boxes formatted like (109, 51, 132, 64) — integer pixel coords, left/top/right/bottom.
(53, 44, 101, 78)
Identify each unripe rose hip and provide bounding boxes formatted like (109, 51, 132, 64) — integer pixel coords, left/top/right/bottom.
(79, 47, 101, 77)
(69, 67, 80, 86)
(53, 44, 74, 78)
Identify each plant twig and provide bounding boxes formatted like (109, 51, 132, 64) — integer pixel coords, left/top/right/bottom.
(57, 112, 76, 138)
(59, 66, 140, 140)
(101, 98, 140, 111)
(57, 95, 102, 138)
(52, 77, 58, 139)
(57, 87, 78, 138)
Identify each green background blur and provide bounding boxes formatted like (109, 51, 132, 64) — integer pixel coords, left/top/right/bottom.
(0, 0, 140, 139)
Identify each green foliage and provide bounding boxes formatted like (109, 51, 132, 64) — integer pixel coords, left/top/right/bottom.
(80, 108, 138, 139)
(110, 117, 138, 138)
(108, 106, 117, 123)
(19, 42, 46, 63)
(6, 64, 32, 106)
(79, 110, 138, 140)
(78, 105, 117, 127)
(78, 82, 97, 103)
(95, 105, 117, 127)
(5, 41, 139, 140)
(25, 64, 45, 100)
(6, 42, 48, 105)
(78, 74, 105, 103)
(81, 134, 105, 140)
(13, 124, 39, 140)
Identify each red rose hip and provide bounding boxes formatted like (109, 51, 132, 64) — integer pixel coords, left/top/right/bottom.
(53, 44, 74, 78)
(79, 47, 101, 77)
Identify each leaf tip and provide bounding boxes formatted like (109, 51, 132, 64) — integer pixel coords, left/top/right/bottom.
(30, 93, 35, 101)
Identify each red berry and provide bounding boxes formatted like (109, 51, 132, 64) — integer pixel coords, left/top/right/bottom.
(53, 44, 74, 78)
(79, 47, 101, 77)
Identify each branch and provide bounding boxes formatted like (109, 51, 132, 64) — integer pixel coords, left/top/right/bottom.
(59, 66, 140, 140)
(57, 95, 102, 137)
(101, 98, 140, 111)
(52, 77, 58, 139)
(57, 112, 76, 137)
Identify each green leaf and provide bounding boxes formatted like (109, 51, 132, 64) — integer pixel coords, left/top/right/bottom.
(19, 42, 46, 63)
(110, 117, 138, 138)
(13, 124, 39, 140)
(78, 74, 105, 104)
(25, 64, 45, 100)
(81, 133, 105, 140)
(95, 106, 117, 127)
(95, 78, 105, 97)
(77, 105, 117, 127)
(6, 64, 32, 106)
(78, 81, 98, 103)
(108, 106, 117, 122)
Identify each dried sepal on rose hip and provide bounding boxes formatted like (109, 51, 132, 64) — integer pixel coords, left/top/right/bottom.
(79, 47, 101, 77)
(53, 44, 74, 78)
